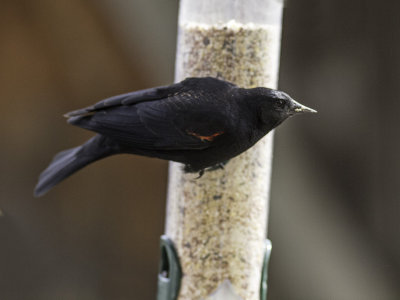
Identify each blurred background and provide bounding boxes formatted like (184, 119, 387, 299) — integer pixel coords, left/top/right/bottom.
(0, 0, 399, 299)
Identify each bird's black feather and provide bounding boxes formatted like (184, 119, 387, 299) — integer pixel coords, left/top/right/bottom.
(35, 77, 315, 196)
(34, 135, 120, 197)
(68, 78, 235, 151)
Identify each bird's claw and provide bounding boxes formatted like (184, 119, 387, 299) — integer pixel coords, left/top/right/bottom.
(196, 169, 205, 179)
(207, 161, 229, 172)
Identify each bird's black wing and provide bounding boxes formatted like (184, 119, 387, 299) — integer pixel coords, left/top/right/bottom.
(65, 77, 235, 118)
(64, 83, 182, 118)
(67, 82, 234, 151)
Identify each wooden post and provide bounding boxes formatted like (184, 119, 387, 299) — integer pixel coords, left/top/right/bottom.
(165, 1, 283, 299)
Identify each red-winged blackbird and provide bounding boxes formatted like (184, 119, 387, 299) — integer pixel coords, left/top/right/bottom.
(34, 77, 316, 197)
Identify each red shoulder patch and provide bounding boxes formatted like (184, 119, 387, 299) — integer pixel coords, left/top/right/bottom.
(186, 130, 224, 142)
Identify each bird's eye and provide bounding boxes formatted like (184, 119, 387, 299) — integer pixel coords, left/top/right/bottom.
(276, 99, 285, 109)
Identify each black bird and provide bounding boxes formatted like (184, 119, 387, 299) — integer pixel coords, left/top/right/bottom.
(34, 77, 316, 197)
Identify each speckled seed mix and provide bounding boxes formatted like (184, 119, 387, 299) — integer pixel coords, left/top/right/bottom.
(166, 20, 281, 300)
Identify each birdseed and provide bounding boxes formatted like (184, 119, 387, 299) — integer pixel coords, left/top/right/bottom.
(166, 20, 281, 300)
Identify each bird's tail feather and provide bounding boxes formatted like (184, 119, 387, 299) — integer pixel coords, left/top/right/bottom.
(34, 135, 118, 197)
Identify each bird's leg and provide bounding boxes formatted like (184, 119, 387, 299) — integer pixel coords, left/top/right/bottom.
(183, 164, 204, 178)
(196, 169, 205, 179)
(207, 160, 230, 172)
(217, 162, 225, 170)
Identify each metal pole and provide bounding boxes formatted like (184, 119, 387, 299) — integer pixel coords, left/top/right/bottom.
(162, 1, 283, 299)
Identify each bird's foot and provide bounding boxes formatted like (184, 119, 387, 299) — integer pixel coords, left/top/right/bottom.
(207, 160, 229, 172)
(184, 161, 229, 179)
(195, 169, 205, 179)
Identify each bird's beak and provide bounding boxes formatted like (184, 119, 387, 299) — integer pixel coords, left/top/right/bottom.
(291, 99, 317, 114)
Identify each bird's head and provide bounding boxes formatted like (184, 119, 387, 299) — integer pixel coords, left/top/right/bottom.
(247, 87, 317, 129)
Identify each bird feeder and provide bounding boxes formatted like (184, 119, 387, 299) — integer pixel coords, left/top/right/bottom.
(159, 0, 284, 299)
